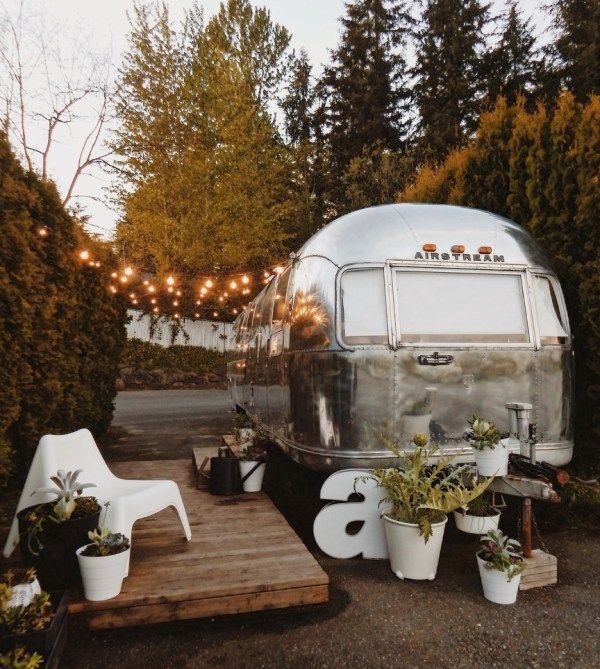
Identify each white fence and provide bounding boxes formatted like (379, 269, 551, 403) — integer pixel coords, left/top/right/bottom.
(126, 309, 234, 351)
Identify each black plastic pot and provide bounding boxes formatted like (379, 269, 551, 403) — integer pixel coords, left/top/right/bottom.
(17, 500, 101, 591)
(0, 591, 68, 669)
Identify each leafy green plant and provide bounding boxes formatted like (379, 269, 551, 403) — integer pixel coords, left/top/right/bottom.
(35, 470, 96, 521)
(361, 434, 493, 541)
(478, 529, 524, 581)
(405, 397, 432, 416)
(458, 491, 498, 517)
(0, 646, 43, 669)
(466, 416, 502, 451)
(0, 570, 53, 636)
(81, 528, 130, 557)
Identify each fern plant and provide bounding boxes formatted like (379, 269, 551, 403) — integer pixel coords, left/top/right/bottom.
(361, 434, 493, 541)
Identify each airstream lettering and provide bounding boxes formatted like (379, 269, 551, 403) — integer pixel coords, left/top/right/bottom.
(228, 204, 573, 472)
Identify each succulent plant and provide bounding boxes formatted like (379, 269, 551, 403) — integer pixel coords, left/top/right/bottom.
(34, 470, 96, 520)
(479, 529, 524, 581)
(466, 415, 502, 451)
(0, 570, 53, 636)
(83, 528, 130, 557)
(0, 646, 43, 669)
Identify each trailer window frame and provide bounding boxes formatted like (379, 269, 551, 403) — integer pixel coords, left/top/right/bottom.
(529, 272, 571, 347)
(336, 263, 393, 349)
(388, 262, 535, 349)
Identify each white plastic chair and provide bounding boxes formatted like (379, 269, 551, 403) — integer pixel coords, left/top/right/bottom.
(3, 429, 192, 575)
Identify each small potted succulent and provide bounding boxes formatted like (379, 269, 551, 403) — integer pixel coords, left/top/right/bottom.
(477, 529, 524, 604)
(0, 568, 68, 666)
(466, 416, 508, 477)
(454, 491, 501, 535)
(362, 434, 492, 580)
(0, 646, 43, 669)
(17, 471, 100, 591)
(238, 446, 267, 493)
(76, 528, 131, 601)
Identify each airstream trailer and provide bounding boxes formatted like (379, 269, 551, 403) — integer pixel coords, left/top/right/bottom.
(227, 204, 573, 472)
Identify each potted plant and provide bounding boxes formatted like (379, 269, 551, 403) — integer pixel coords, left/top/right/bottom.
(0, 646, 43, 669)
(466, 416, 508, 477)
(477, 529, 524, 604)
(76, 528, 131, 601)
(454, 492, 501, 535)
(17, 470, 100, 591)
(233, 413, 255, 450)
(363, 434, 492, 581)
(402, 397, 433, 441)
(238, 446, 267, 493)
(0, 568, 69, 667)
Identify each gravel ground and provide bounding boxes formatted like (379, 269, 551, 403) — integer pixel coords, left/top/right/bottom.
(55, 390, 600, 668)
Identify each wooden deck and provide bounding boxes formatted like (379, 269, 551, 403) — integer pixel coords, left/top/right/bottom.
(69, 458, 329, 629)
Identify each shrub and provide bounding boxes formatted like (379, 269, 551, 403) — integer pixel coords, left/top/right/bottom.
(0, 134, 127, 482)
(121, 338, 225, 374)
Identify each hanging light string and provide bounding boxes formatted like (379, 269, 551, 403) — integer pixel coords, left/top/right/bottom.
(72, 244, 285, 321)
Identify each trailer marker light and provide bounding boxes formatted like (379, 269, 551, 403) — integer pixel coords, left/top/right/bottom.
(451, 245, 465, 253)
(479, 246, 493, 254)
(423, 243, 437, 252)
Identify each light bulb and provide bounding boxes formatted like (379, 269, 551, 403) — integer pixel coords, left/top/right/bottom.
(230, 280, 237, 290)
(148, 285, 155, 293)
(166, 276, 175, 286)
(79, 250, 90, 261)
(242, 275, 249, 284)
(205, 279, 213, 288)
(124, 266, 133, 277)
(120, 275, 128, 283)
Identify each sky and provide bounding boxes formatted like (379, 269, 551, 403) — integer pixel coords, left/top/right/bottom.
(1, 0, 551, 239)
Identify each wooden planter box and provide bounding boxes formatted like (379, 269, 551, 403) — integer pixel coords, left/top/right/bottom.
(0, 592, 68, 669)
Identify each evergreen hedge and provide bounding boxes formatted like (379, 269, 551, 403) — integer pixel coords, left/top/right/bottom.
(399, 93, 600, 467)
(0, 134, 127, 481)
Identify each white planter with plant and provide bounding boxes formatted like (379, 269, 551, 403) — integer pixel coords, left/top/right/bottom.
(363, 434, 492, 581)
(239, 446, 267, 493)
(403, 396, 433, 441)
(467, 416, 508, 477)
(454, 492, 501, 535)
(477, 529, 524, 604)
(76, 528, 131, 601)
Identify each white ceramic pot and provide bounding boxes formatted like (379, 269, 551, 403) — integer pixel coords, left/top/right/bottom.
(383, 514, 448, 580)
(473, 442, 509, 477)
(454, 510, 500, 535)
(76, 545, 130, 601)
(8, 578, 41, 608)
(403, 414, 432, 441)
(239, 461, 266, 493)
(477, 554, 521, 604)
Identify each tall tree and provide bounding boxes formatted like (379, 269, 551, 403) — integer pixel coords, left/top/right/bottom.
(412, 0, 492, 161)
(547, 0, 600, 101)
(318, 0, 412, 215)
(485, 1, 539, 106)
(113, 1, 293, 275)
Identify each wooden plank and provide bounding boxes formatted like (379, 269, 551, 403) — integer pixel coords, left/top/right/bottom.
(520, 549, 557, 590)
(222, 433, 242, 457)
(69, 458, 329, 626)
(84, 584, 329, 630)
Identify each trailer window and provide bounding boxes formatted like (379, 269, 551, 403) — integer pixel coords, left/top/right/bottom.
(533, 276, 567, 345)
(394, 271, 529, 344)
(341, 268, 388, 344)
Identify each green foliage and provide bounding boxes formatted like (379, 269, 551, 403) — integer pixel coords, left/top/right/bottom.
(363, 435, 493, 541)
(478, 529, 524, 581)
(113, 0, 294, 275)
(83, 528, 130, 557)
(122, 339, 225, 374)
(0, 647, 42, 669)
(0, 134, 127, 482)
(399, 95, 600, 467)
(466, 416, 502, 451)
(0, 570, 53, 636)
(35, 470, 96, 521)
(463, 491, 497, 517)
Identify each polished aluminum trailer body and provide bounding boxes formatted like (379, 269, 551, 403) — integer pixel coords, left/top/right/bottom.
(227, 204, 574, 471)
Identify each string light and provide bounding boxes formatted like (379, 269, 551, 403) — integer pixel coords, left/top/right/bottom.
(166, 276, 175, 286)
(37, 226, 48, 237)
(143, 280, 149, 286)
(274, 266, 283, 274)
(213, 311, 218, 318)
(124, 266, 133, 277)
(120, 276, 128, 284)
(173, 312, 180, 319)
(129, 293, 136, 299)
(196, 300, 201, 305)
(176, 289, 181, 297)
(242, 275, 249, 284)
(153, 306, 159, 313)
(205, 279, 213, 288)
(195, 312, 200, 318)
(167, 286, 174, 294)
(111, 272, 118, 279)
(151, 298, 156, 305)
(94, 261, 101, 268)
(79, 250, 90, 261)
(173, 300, 179, 306)
(110, 286, 117, 294)
(148, 285, 155, 293)
(230, 280, 237, 290)
(200, 287, 207, 296)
